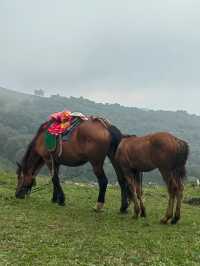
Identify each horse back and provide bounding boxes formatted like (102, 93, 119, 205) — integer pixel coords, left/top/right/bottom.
(49, 119, 112, 164)
(115, 132, 189, 172)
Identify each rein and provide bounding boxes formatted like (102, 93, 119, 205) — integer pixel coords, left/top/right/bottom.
(31, 182, 51, 193)
(0, 178, 50, 194)
(31, 179, 66, 194)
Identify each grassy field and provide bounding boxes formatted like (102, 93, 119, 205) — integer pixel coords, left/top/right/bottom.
(0, 172, 200, 266)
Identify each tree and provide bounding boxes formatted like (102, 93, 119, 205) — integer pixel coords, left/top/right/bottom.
(34, 89, 45, 97)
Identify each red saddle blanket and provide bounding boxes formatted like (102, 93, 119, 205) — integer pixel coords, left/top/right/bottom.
(47, 111, 88, 136)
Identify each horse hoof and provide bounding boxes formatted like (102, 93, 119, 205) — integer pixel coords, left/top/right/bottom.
(120, 209, 128, 214)
(93, 207, 104, 213)
(140, 210, 147, 218)
(171, 217, 179, 225)
(132, 214, 139, 220)
(120, 205, 129, 214)
(51, 198, 57, 203)
(93, 202, 104, 212)
(58, 201, 65, 206)
(160, 218, 168, 224)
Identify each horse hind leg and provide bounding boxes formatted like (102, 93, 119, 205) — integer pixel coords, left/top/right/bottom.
(160, 170, 176, 224)
(171, 185, 183, 224)
(160, 192, 175, 224)
(171, 168, 185, 224)
(92, 163, 108, 212)
(125, 173, 140, 219)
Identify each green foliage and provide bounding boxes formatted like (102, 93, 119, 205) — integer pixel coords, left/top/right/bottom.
(0, 87, 200, 183)
(0, 172, 200, 265)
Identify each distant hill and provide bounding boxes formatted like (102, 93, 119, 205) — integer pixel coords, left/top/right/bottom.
(0, 87, 199, 183)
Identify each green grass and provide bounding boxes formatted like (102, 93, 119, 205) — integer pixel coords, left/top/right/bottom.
(0, 172, 200, 266)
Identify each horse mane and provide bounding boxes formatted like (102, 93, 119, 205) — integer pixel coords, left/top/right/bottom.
(17, 121, 49, 175)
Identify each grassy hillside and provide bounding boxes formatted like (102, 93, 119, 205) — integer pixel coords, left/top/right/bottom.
(0, 172, 200, 265)
(0, 87, 200, 182)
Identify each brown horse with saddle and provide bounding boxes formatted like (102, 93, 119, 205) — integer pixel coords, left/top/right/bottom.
(16, 112, 130, 212)
(115, 132, 189, 224)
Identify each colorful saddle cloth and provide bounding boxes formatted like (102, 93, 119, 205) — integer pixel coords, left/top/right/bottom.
(45, 110, 88, 152)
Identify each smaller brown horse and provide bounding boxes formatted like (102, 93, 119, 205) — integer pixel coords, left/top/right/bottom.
(115, 132, 189, 224)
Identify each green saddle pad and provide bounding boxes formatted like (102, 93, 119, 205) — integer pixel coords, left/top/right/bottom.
(45, 131, 57, 151)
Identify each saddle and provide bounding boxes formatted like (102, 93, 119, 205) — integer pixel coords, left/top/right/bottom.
(45, 111, 88, 152)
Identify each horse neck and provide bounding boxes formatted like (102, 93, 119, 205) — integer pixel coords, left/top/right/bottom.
(21, 123, 47, 175)
(22, 147, 40, 176)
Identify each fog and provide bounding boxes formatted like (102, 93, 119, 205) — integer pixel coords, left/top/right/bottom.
(0, 0, 200, 113)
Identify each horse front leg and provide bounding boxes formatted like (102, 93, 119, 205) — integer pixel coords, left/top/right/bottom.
(44, 158, 59, 204)
(51, 178, 58, 203)
(52, 163, 65, 206)
(46, 156, 65, 206)
(125, 175, 140, 219)
(92, 163, 108, 212)
(118, 178, 130, 213)
(134, 171, 146, 217)
(108, 156, 130, 213)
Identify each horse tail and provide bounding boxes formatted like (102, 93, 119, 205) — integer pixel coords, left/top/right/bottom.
(173, 138, 189, 179)
(90, 116, 122, 155)
(107, 125, 123, 155)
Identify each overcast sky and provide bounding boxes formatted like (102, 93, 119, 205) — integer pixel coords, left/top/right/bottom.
(0, 0, 200, 114)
